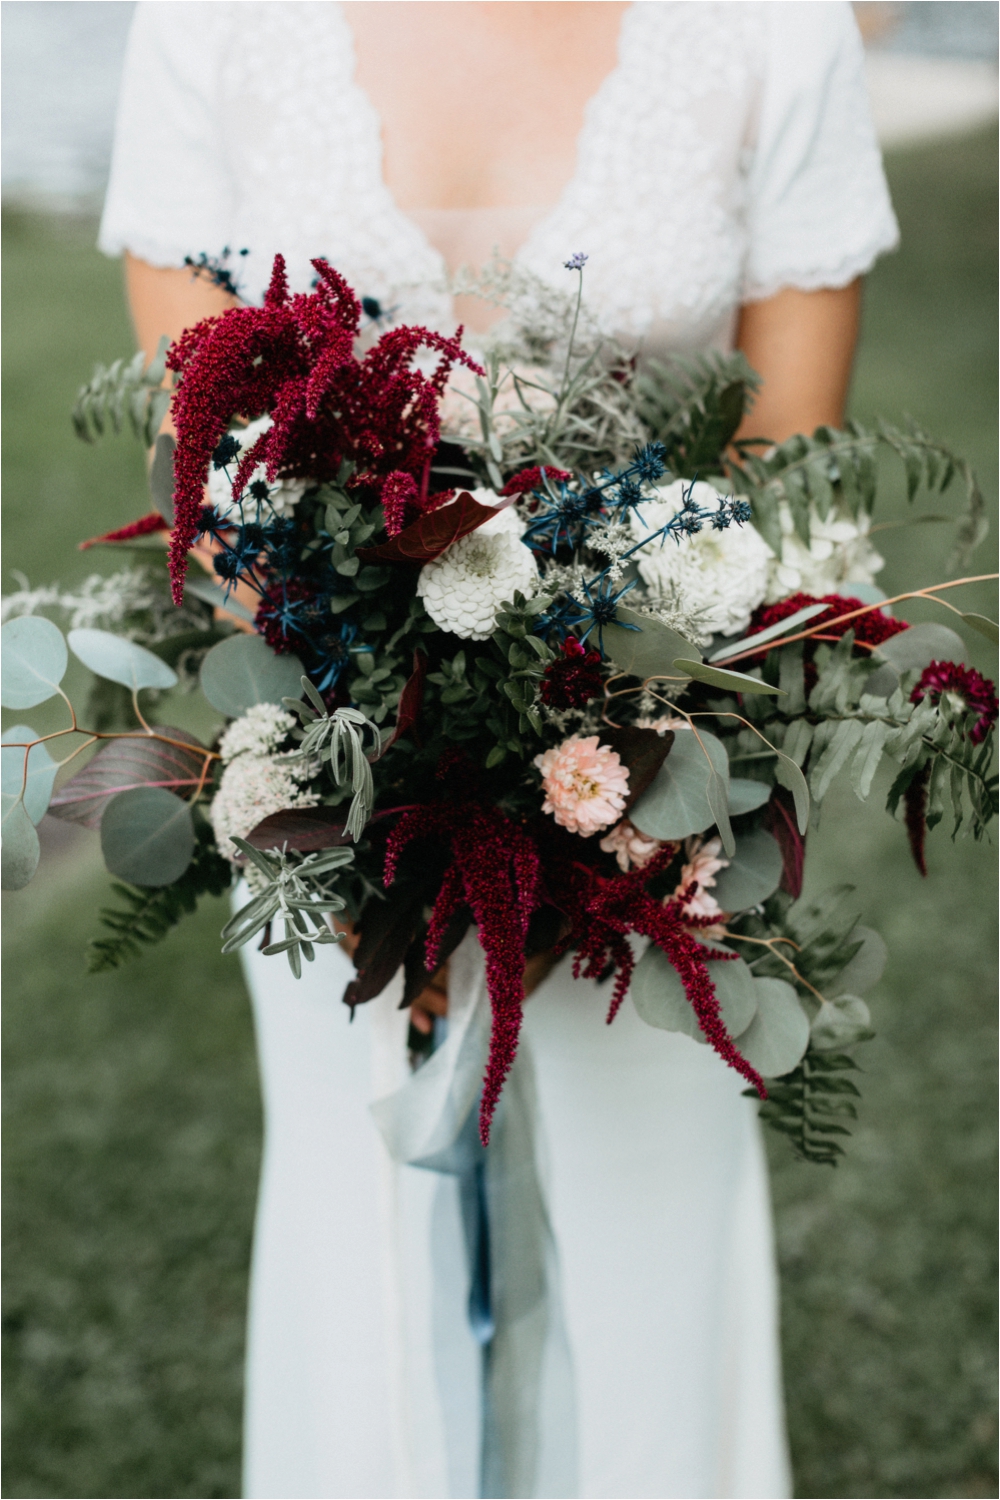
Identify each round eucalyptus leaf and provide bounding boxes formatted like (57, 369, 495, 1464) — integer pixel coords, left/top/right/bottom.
(1, 726, 58, 825)
(1, 616, 68, 709)
(735, 978, 810, 1077)
(69, 628, 178, 692)
(673, 658, 785, 696)
(200, 634, 306, 717)
(810, 994, 874, 1051)
(714, 829, 783, 913)
(828, 925, 887, 997)
(631, 941, 757, 1041)
(866, 622, 967, 697)
(602, 606, 702, 681)
(100, 786, 195, 886)
(727, 778, 772, 817)
(1, 797, 41, 890)
(630, 729, 728, 841)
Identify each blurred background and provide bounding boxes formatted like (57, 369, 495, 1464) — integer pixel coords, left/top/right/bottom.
(2, 3, 997, 1496)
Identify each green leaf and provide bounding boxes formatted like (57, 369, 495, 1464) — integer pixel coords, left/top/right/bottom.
(1, 726, 58, 825)
(707, 603, 829, 662)
(1, 616, 68, 709)
(149, 431, 175, 523)
(200, 634, 306, 717)
(69, 628, 178, 692)
(850, 718, 888, 801)
(810, 994, 875, 1052)
(184, 576, 256, 624)
(48, 726, 208, 830)
(1, 798, 41, 890)
(961, 612, 999, 644)
(631, 941, 757, 1041)
(810, 718, 865, 802)
(828, 925, 887, 997)
(727, 778, 772, 816)
(774, 752, 810, 832)
(713, 829, 783, 911)
(602, 606, 702, 681)
(706, 768, 734, 857)
(629, 729, 729, 841)
(866, 622, 967, 696)
(673, 659, 785, 696)
(100, 787, 195, 886)
(735, 978, 810, 1076)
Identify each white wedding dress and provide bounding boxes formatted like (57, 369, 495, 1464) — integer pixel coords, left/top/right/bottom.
(100, 6, 898, 1496)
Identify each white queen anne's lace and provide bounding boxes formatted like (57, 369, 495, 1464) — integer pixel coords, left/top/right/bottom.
(416, 491, 538, 641)
(210, 752, 318, 862)
(630, 480, 772, 638)
(218, 703, 297, 763)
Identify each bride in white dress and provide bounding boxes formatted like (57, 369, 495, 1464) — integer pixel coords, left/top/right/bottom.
(100, 6, 898, 1496)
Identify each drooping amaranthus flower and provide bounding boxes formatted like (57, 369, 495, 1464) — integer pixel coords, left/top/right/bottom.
(499, 465, 572, 498)
(384, 801, 542, 1144)
(165, 255, 482, 602)
(566, 849, 767, 1097)
(539, 635, 604, 709)
(911, 659, 998, 743)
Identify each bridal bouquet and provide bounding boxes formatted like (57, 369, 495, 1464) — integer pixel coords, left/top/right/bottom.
(3, 253, 996, 1161)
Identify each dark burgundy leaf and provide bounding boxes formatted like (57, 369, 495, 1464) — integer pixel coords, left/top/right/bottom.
(342, 884, 429, 1010)
(49, 727, 209, 830)
(764, 786, 805, 897)
(603, 726, 675, 812)
(374, 649, 427, 759)
(356, 491, 515, 564)
(245, 806, 352, 852)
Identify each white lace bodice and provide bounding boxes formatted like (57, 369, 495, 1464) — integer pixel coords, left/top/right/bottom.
(100, 1, 898, 357)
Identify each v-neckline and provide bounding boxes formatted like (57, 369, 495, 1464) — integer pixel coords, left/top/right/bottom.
(335, 1, 635, 282)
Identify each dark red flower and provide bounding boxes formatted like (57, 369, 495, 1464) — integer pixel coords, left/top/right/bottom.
(911, 660, 998, 743)
(500, 466, 572, 498)
(903, 762, 931, 877)
(745, 592, 909, 692)
(78, 511, 169, 551)
(540, 635, 604, 709)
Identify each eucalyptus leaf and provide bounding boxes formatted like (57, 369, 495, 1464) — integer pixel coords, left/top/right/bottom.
(707, 602, 828, 662)
(828, 925, 887, 997)
(735, 977, 810, 1077)
(149, 432, 176, 523)
(866, 621, 966, 696)
(810, 994, 875, 1051)
(714, 829, 783, 912)
(630, 729, 729, 841)
(100, 786, 195, 886)
(200, 634, 306, 717)
(962, 611, 999, 644)
(706, 768, 734, 857)
(727, 778, 772, 816)
(69, 628, 178, 692)
(631, 941, 757, 1041)
(1, 797, 40, 890)
(674, 658, 785, 696)
(602, 606, 702, 681)
(1, 726, 58, 825)
(1, 616, 68, 709)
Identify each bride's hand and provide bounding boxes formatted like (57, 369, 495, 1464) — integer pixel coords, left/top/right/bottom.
(332, 917, 561, 1035)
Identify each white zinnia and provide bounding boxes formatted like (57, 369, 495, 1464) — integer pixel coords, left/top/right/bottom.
(416, 490, 539, 640)
(218, 704, 297, 763)
(210, 751, 318, 862)
(764, 502, 885, 603)
(208, 416, 311, 520)
(629, 479, 772, 637)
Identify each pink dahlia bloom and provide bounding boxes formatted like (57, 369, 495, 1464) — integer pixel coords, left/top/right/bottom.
(534, 735, 629, 837)
(600, 818, 663, 872)
(673, 835, 730, 920)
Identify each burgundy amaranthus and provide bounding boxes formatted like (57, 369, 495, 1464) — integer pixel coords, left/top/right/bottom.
(384, 802, 542, 1145)
(539, 635, 604, 709)
(911, 659, 998, 744)
(567, 849, 767, 1098)
(746, 592, 909, 692)
(165, 255, 481, 603)
(500, 465, 572, 498)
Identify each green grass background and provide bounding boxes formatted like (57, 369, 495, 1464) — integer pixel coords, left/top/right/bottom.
(3, 129, 997, 1498)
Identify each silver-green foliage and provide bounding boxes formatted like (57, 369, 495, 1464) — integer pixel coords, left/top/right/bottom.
(221, 840, 354, 977)
(284, 678, 382, 840)
(72, 335, 172, 448)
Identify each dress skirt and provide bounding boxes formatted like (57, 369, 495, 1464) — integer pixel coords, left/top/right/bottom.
(239, 924, 791, 1500)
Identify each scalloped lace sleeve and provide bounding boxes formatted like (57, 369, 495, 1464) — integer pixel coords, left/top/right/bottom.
(98, 2, 235, 268)
(743, 1, 899, 302)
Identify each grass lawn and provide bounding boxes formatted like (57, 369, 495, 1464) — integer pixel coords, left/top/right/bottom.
(2, 128, 997, 1498)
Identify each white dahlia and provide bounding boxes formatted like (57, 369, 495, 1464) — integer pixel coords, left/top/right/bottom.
(764, 502, 885, 603)
(210, 751, 318, 862)
(218, 703, 297, 764)
(416, 492, 538, 640)
(208, 416, 311, 521)
(629, 480, 772, 637)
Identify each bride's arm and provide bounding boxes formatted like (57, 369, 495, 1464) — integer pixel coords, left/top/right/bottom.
(734, 279, 862, 445)
(125, 254, 236, 365)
